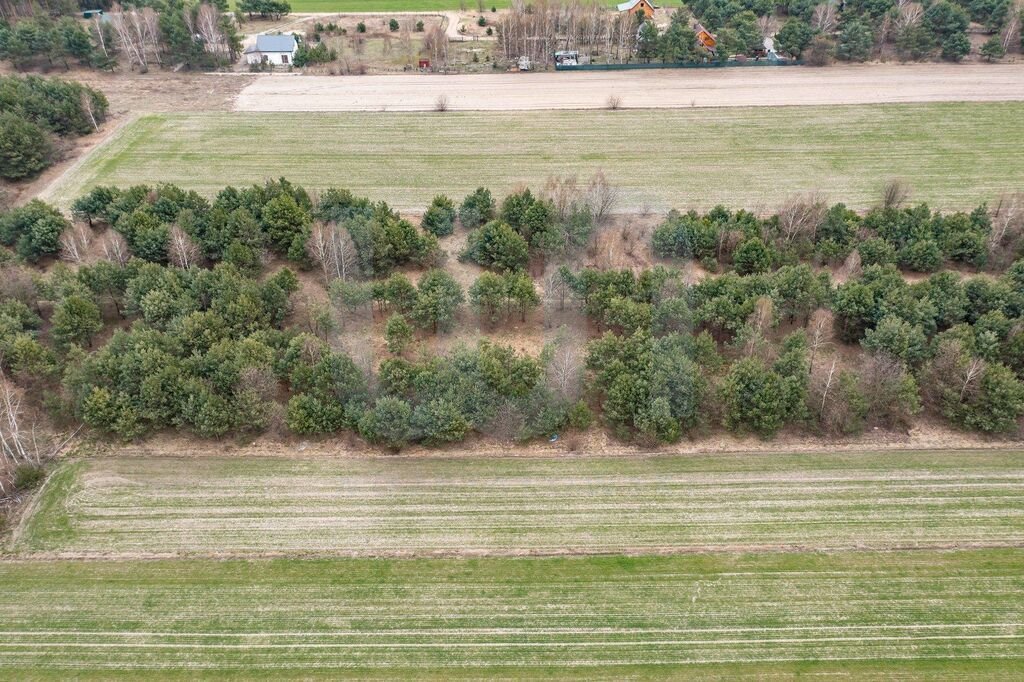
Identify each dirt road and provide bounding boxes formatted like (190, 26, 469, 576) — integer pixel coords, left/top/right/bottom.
(234, 63, 1024, 111)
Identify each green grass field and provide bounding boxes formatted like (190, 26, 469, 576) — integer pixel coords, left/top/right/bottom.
(18, 451, 1024, 557)
(47, 102, 1024, 211)
(0, 550, 1021, 676)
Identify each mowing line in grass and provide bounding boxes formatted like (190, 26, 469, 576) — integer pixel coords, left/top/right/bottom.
(18, 451, 1024, 556)
(0, 550, 1020, 674)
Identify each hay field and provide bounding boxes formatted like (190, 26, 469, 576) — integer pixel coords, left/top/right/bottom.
(18, 451, 1024, 557)
(0, 551, 1021, 676)
(43, 103, 1024, 212)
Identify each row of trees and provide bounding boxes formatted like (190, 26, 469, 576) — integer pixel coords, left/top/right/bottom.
(492, 0, 1021, 66)
(0, 75, 108, 181)
(691, 0, 1023, 62)
(0, 1, 244, 72)
(653, 192, 1024, 274)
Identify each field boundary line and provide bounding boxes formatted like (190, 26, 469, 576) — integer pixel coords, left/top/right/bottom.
(10, 539, 1024, 561)
(36, 114, 138, 207)
(3, 634, 1023, 649)
(0, 623, 1019, 637)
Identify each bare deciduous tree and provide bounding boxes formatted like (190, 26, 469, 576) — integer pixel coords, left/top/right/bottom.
(0, 366, 79, 494)
(59, 223, 93, 264)
(543, 268, 572, 312)
(743, 296, 775, 358)
(0, 370, 36, 469)
(0, 264, 37, 308)
(1003, 2, 1021, 50)
(860, 353, 920, 427)
(195, 3, 230, 62)
(307, 222, 358, 284)
(757, 15, 778, 39)
(882, 178, 911, 209)
(0, 368, 63, 493)
(80, 92, 100, 132)
(923, 339, 981, 409)
(423, 25, 449, 70)
(811, 357, 851, 433)
(817, 358, 838, 415)
(100, 231, 131, 266)
(168, 225, 201, 269)
(807, 308, 833, 373)
(92, 15, 111, 58)
(776, 193, 827, 244)
(542, 175, 581, 222)
(989, 192, 1024, 260)
(586, 170, 619, 225)
(546, 329, 584, 400)
(959, 357, 985, 400)
(108, 4, 163, 71)
(812, 2, 838, 33)
(896, 0, 924, 30)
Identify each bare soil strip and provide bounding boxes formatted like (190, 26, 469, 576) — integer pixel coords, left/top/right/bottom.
(16, 451, 1024, 558)
(235, 64, 1024, 112)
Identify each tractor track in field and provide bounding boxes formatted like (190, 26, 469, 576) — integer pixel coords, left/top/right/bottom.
(12, 451, 1023, 559)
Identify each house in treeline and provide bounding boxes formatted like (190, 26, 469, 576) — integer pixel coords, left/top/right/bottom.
(616, 0, 657, 19)
(244, 34, 298, 66)
(694, 23, 717, 53)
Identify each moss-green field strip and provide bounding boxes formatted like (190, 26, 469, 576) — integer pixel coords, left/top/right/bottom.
(18, 450, 1024, 557)
(0, 551, 1021, 676)
(45, 103, 1024, 211)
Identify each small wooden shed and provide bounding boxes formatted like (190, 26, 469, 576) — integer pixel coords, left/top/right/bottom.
(694, 23, 717, 52)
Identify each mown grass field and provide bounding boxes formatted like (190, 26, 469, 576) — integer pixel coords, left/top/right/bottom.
(17, 451, 1024, 556)
(45, 102, 1024, 211)
(0, 550, 1021, 676)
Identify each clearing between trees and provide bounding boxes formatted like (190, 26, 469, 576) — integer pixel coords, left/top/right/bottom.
(42, 103, 1024, 212)
(0, 550, 1020, 676)
(15, 450, 1024, 557)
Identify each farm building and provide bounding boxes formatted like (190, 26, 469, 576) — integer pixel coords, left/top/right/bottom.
(244, 34, 297, 66)
(694, 23, 717, 54)
(616, 0, 657, 18)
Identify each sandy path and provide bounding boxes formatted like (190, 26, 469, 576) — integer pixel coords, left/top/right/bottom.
(235, 63, 1024, 111)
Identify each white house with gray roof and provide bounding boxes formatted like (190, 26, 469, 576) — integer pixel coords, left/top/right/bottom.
(244, 34, 297, 66)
